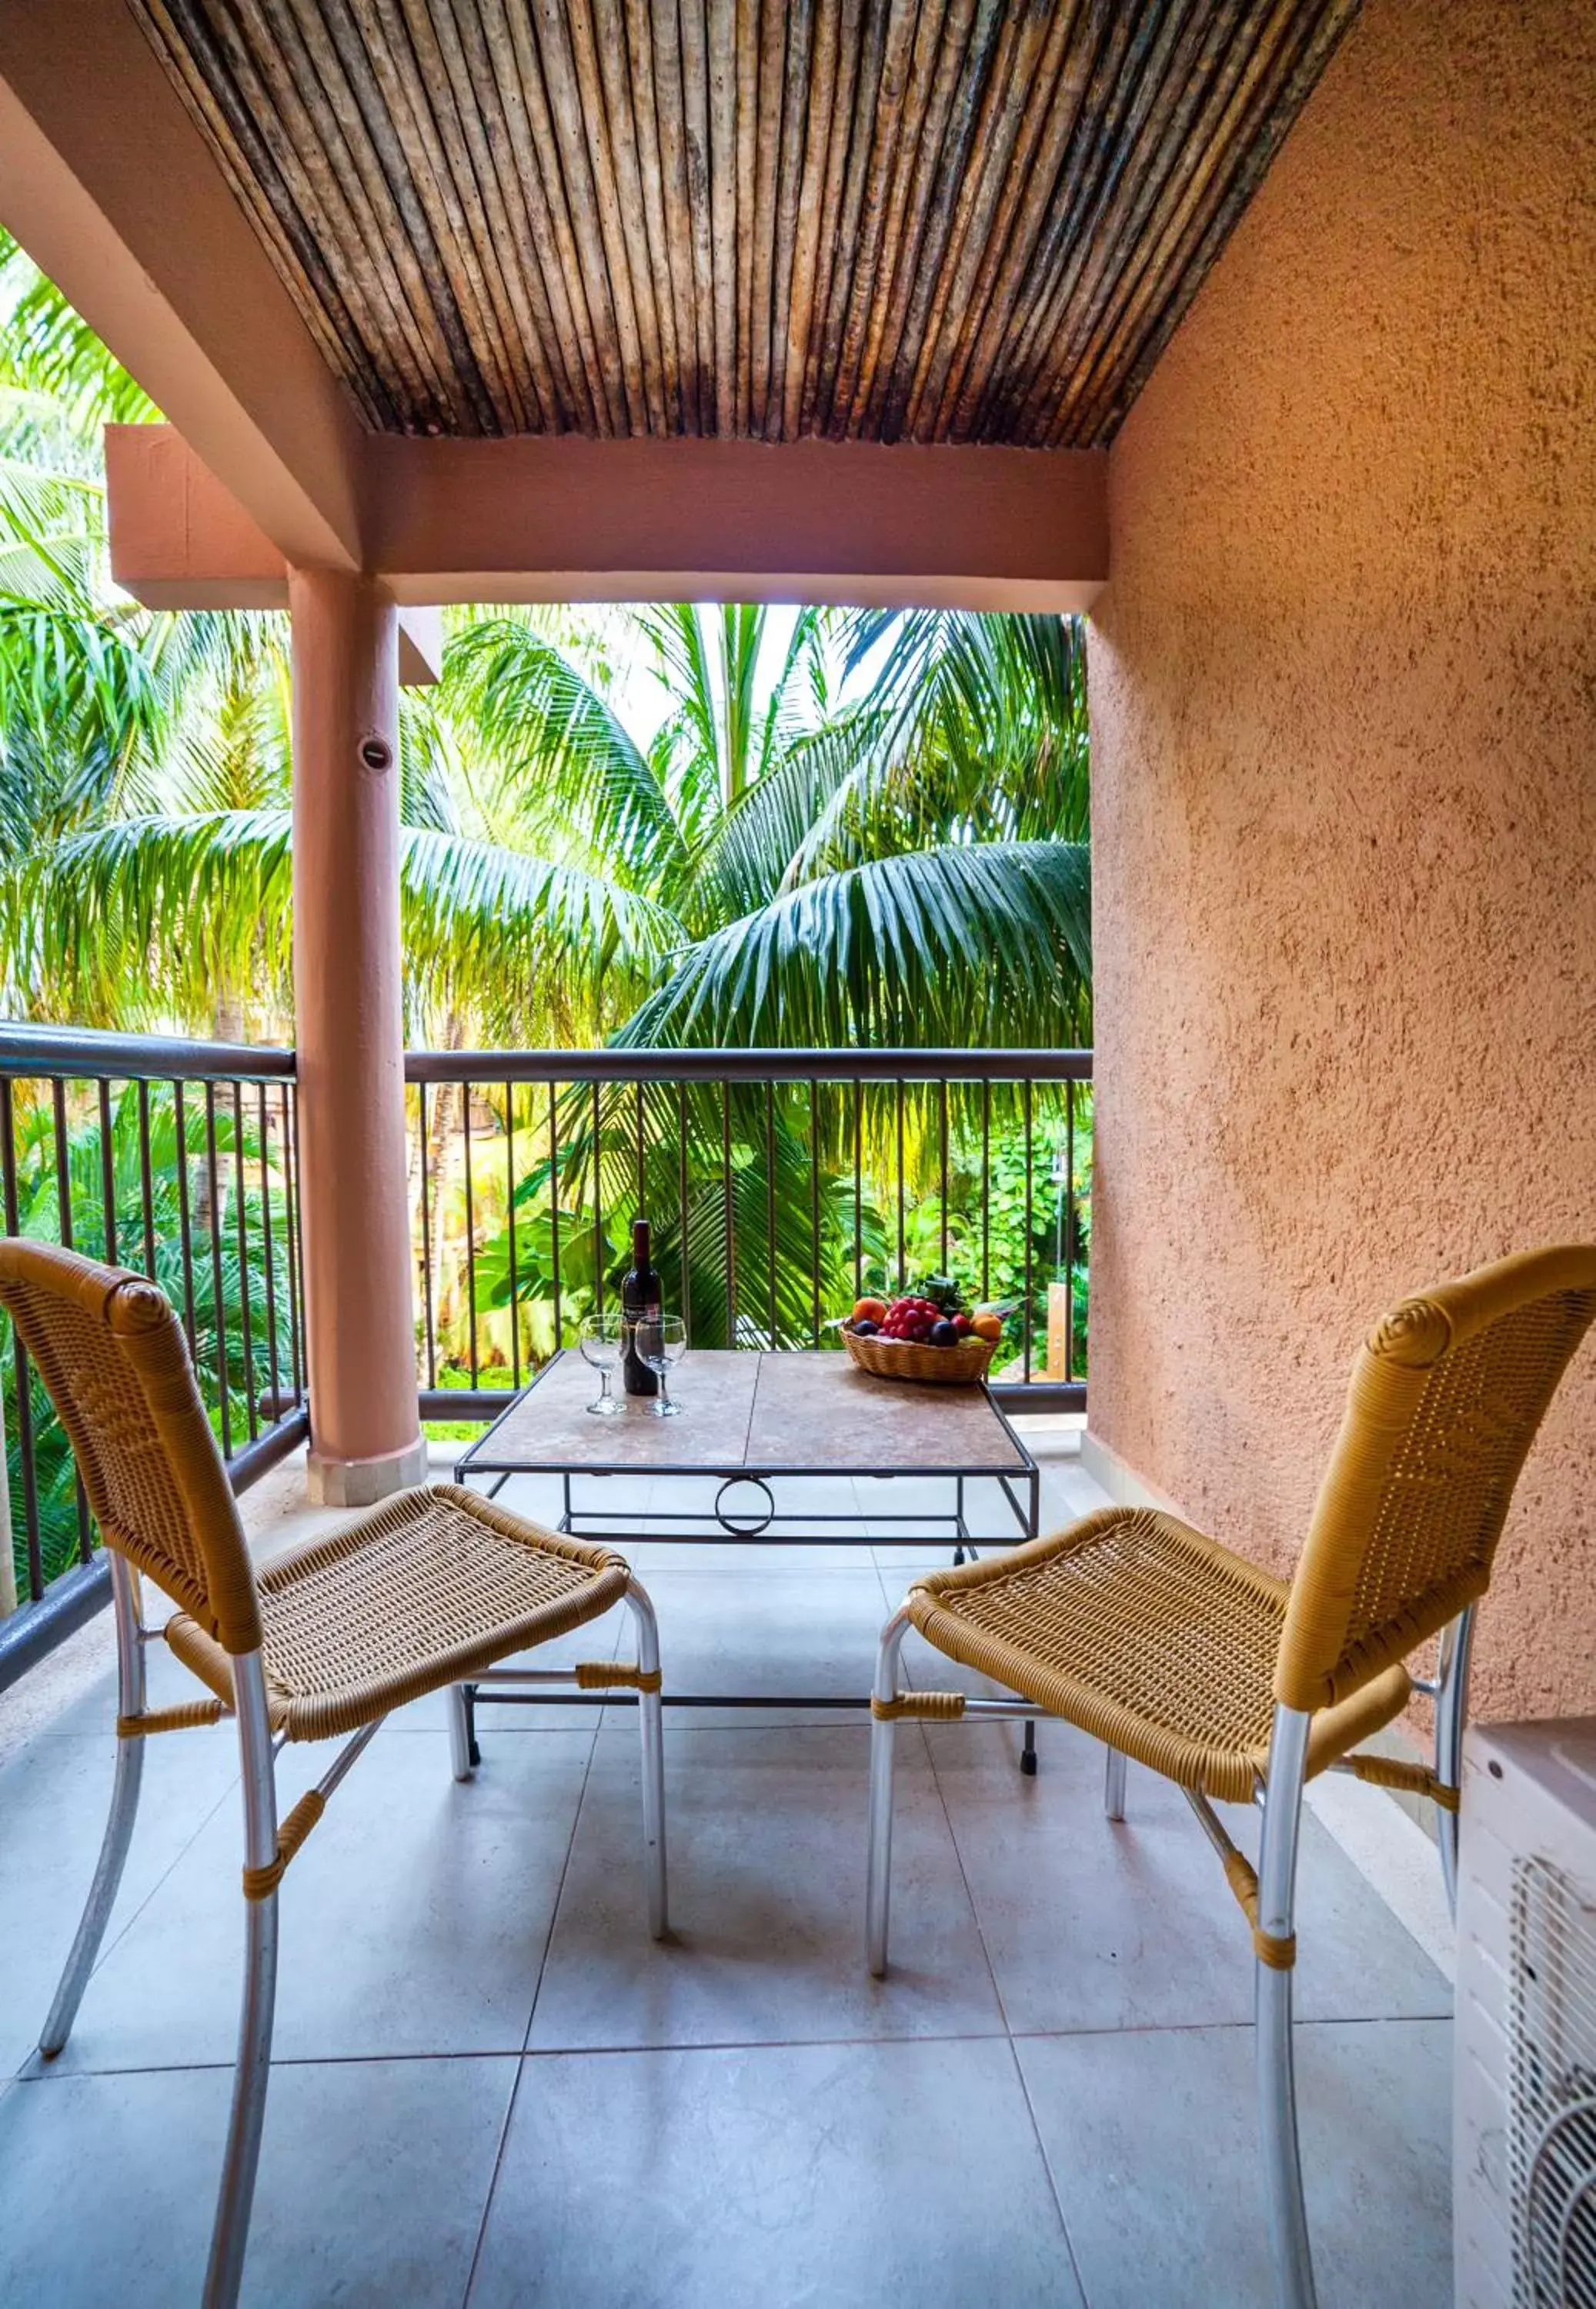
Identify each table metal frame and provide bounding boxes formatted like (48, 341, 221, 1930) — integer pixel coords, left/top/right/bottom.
(452, 1352, 1043, 1763)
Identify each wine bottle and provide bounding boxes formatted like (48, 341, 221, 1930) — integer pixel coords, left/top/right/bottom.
(620, 1217, 663, 1396)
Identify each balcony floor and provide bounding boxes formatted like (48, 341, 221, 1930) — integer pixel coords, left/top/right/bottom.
(0, 1438, 1452, 2307)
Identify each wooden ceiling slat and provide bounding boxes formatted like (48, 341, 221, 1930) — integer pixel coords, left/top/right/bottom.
(579, 0, 669, 433)
(843, 0, 960, 440)
(870, 0, 1000, 442)
(374, 0, 529, 429)
(250, 0, 457, 425)
(941, 0, 1102, 439)
(428, 0, 566, 429)
(780, 0, 839, 441)
(765, 0, 812, 440)
(796, 0, 862, 438)
(142, 0, 392, 424)
(620, 0, 683, 429)
(897, 0, 1053, 440)
(1009, 0, 1243, 447)
(126, 0, 1361, 445)
(1073, 0, 1356, 444)
(472, 0, 593, 427)
(1057, 0, 1314, 448)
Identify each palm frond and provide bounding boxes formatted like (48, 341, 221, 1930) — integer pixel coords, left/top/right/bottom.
(616, 838, 1091, 1050)
(442, 615, 683, 883)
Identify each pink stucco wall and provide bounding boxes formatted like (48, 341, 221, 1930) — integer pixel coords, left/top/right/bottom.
(1086, 0, 1596, 1722)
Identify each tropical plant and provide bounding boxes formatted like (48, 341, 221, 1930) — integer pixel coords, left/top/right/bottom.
(1, 234, 1097, 1405)
(2, 1079, 299, 1599)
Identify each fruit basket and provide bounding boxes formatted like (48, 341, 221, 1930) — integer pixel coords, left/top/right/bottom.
(840, 1281, 1003, 1386)
(841, 1325, 996, 1386)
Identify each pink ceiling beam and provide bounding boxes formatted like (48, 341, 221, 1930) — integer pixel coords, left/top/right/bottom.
(107, 423, 1107, 615)
(0, 0, 363, 571)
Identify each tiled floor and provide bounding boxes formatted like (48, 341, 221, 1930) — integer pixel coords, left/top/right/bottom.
(0, 1437, 1452, 2307)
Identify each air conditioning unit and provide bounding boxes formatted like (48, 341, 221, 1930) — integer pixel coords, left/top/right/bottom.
(1456, 1718, 1596, 2309)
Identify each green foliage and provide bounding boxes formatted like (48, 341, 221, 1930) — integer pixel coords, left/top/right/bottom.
(3, 1081, 299, 1599)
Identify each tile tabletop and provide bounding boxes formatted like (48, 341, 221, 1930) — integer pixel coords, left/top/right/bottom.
(459, 1350, 1029, 1477)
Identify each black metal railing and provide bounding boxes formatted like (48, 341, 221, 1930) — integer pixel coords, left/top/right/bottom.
(406, 1048, 1092, 1425)
(0, 1026, 309, 1688)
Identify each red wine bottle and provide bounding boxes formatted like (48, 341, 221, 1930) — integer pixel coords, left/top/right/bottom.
(620, 1217, 663, 1396)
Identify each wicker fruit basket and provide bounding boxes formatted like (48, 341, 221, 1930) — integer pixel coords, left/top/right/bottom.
(841, 1323, 997, 1386)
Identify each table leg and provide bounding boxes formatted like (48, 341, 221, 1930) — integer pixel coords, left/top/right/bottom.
(1020, 1718, 1037, 1776)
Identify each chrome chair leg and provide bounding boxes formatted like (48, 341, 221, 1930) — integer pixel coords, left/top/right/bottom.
(866, 1608, 911, 1977)
(203, 1652, 279, 2309)
(1104, 1744, 1127, 1822)
(1434, 1605, 1475, 1920)
(39, 1552, 145, 2058)
(1257, 1705, 1317, 2309)
(625, 1581, 668, 1940)
(446, 1682, 474, 1782)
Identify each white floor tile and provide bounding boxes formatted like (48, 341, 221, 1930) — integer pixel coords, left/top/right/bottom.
(529, 1723, 1004, 2050)
(470, 2037, 1085, 2309)
(1019, 2017, 1451, 2309)
(0, 2053, 515, 2308)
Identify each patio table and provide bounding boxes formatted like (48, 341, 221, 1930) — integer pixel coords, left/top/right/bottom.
(452, 1348, 1040, 1750)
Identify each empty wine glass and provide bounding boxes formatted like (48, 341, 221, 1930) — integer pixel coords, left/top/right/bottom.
(579, 1312, 623, 1417)
(644, 1315, 687, 1418)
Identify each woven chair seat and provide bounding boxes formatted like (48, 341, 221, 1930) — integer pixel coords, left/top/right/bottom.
(907, 1505, 1411, 1803)
(166, 1484, 631, 1742)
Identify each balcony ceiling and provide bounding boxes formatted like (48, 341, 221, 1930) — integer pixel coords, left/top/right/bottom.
(128, 1, 1359, 448)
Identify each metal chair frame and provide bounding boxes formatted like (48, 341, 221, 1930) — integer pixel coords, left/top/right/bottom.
(8, 1245, 666, 2309)
(866, 1245, 1596, 2309)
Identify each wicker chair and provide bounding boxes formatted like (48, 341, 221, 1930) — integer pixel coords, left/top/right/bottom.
(0, 1239, 668, 2309)
(865, 1245, 1596, 2309)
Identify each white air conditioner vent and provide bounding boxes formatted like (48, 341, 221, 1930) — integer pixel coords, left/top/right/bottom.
(1456, 1719, 1596, 2309)
(1508, 1856, 1596, 2307)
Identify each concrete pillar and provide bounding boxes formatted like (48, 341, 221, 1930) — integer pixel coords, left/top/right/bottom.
(289, 570, 425, 1505)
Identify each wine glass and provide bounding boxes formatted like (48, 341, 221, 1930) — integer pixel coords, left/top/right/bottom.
(644, 1315, 687, 1418)
(579, 1312, 623, 1417)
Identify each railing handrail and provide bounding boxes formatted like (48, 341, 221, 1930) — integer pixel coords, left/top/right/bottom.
(0, 1023, 297, 1081)
(406, 1046, 1093, 1085)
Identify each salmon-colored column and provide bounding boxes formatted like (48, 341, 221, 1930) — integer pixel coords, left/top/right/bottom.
(289, 570, 425, 1506)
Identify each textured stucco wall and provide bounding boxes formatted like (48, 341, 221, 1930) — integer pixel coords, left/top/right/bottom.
(1087, 0, 1596, 1723)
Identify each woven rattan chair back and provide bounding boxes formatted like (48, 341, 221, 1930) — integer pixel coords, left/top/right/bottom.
(0, 1238, 261, 1653)
(1276, 1245, 1596, 1713)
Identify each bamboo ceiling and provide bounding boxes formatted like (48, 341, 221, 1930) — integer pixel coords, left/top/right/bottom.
(129, 1, 1360, 445)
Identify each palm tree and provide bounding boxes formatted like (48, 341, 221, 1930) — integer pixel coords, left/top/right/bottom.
(2, 238, 1094, 1375)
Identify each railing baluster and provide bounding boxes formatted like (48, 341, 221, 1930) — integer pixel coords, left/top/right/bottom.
(137, 1080, 156, 1278)
(765, 1079, 777, 1347)
(232, 1082, 256, 1442)
(853, 1080, 863, 1303)
(175, 1082, 199, 1361)
(280, 1084, 302, 1403)
(1065, 1078, 1076, 1385)
(895, 1078, 906, 1293)
(549, 1080, 562, 1345)
(938, 1078, 949, 1277)
(204, 1081, 232, 1460)
(97, 1078, 118, 1266)
(677, 1078, 690, 1347)
(1022, 1078, 1034, 1385)
(417, 1081, 436, 1392)
(506, 1080, 520, 1390)
(1, 1076, 44, 1605)
(981, 1078, 991, 1304)
(635, 1077, 646, 1207)
(462, 1081, 479, 1388)
(591, 1080, 604, 1322)
(52, 1077, 93, 1563)
(809, 1078, 820, 1348)
(258, 1082, 282, 1417)
(722, 1079, 735, 1345)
